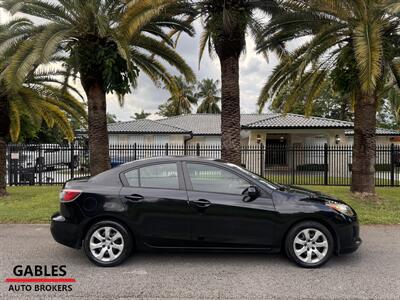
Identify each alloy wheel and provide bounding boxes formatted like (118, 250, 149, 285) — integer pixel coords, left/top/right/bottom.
(293, 228, 328, 264)
(89, 226, 125, 262)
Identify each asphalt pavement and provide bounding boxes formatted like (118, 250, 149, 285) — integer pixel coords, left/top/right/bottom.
(0, 224, 399, 299)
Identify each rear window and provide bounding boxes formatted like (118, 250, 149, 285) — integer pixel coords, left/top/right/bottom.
(124, 163, 179, 189)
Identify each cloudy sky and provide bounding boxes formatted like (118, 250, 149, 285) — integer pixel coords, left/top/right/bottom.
(0, 8, 280, 121)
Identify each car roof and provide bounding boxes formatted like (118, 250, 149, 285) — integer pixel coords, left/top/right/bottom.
(120, 156, 223, 167)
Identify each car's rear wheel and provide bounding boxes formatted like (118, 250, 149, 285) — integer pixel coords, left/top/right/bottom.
(285, 221, 333, 268)
(83, 221, 133, 267)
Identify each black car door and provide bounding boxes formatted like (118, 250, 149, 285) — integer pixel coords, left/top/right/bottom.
(119, 161, 192, 247)
(183, 162, 276, 248)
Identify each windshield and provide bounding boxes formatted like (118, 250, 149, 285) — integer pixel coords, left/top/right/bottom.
(226, 163, 282, 190)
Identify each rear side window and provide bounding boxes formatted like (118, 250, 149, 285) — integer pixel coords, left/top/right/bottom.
(125, 169, 139, 187)
(124, 163, 179, 189)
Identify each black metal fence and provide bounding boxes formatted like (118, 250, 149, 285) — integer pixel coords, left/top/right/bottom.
(6, 143, 400, 187)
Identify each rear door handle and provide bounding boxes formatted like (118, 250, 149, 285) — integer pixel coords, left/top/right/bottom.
(192, 199, 212, 208)
(125, 194, 144, 201)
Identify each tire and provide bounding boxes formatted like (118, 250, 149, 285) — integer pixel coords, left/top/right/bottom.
(83, 220, 133, 267)
(285, 221, 334, 268)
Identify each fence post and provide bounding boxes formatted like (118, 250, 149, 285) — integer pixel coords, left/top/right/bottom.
(196, 143, 200, 156)
(70, 142, 75, 180)
(324, 143, 328, 186)
(165, 143, 169, 156)
(7, 145, 12, 186)
(259, 143, 264, 177)
(390, 143, 395, 187)
(38, 144, 42, 186)
(292, 145, 295, 185)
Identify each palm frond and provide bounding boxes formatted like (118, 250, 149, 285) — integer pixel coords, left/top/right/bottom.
(353, 20, 384, 94)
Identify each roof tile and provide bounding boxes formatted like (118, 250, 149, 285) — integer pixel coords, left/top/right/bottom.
(107, 119, 190, 134)
(243, 113, 354, 129)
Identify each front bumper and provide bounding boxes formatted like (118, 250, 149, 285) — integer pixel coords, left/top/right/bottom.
(340, 237, 362, 254)
(336, 220, 362, 255)
(50, 212, 82, 249)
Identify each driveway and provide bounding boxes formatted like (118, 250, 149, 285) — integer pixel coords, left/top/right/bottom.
(0, 224, 399, 299)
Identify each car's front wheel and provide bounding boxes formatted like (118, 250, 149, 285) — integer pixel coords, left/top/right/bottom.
(83, 221, 133, 267)
(285, 221, 334, 268)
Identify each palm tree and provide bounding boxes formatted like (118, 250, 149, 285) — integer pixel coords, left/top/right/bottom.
(132, 110, 151, 120)
(196, 78, 221, 113)
(387, 88, 400, 126)
(194, 0, 280, 164)
(158, 76, 197, 117)
(0, 0, 195, 175)
(257, 0, 400, 195)
(269, 74, 354, 122)
(0, 19, 86, 196)
(107, 113, 119, 124)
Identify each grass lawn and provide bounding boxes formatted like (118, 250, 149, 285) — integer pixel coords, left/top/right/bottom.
(266, 175, 400, 186)
(0, 185, 398, 225)
(301, 186, 400, 225)
(0, 186, 60, 223)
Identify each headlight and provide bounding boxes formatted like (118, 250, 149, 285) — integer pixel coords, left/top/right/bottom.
(326, 202, 354, 217)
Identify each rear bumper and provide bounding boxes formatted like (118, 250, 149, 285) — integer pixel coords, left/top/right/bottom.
(50, 212, 82, 249)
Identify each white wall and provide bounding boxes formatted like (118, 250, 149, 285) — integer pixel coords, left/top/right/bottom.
(188, 136, 221, 146)
(109, 134, 185, 145)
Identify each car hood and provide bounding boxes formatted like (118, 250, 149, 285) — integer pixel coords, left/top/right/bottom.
(278, 185, 346, 204)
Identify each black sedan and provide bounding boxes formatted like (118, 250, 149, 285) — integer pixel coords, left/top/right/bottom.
(51, 157, 361, 268)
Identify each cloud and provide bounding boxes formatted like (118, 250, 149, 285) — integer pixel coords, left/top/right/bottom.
(0, 8, 10, 23)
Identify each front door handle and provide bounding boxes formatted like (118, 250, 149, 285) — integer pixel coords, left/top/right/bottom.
(192, 199, 212, 208)
(125, 194, 144, 201)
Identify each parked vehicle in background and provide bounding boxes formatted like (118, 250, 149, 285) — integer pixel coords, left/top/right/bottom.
(12, 144, 80, 171)
(51, 157, 361, 268)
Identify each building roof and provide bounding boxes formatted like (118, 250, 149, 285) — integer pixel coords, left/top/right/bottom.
(157, 113, 277, 135)
(345, 128, 400, 136)
(243, 113, 354, 129)
(104, 113, 399, 136)
(107, 119, 190, 134)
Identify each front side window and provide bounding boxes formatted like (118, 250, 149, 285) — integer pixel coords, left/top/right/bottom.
(125, 163, 179, 189)
(187, 163, 250, 195)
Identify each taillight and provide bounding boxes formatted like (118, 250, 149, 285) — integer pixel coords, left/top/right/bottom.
(60, 189, 81, 202)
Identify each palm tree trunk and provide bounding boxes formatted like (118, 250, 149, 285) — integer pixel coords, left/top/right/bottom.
(351, 94, 377, 194)
(0, 99, 9, 196)
(220, 56, 241, 165)
(81, 78, 111, 176)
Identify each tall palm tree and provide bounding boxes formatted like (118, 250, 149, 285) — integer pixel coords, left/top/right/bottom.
(196, 78, 221, 113)
(159, 76, 197, 116)
(0, 0, 195, 175)
(257, 0, 400, 195)
(387, 88, 400, 126)
(0, 19, 86, 196)
(194, 0, 280, 164)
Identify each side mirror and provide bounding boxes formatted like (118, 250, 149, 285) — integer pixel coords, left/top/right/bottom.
(243, 186, 260, 202)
